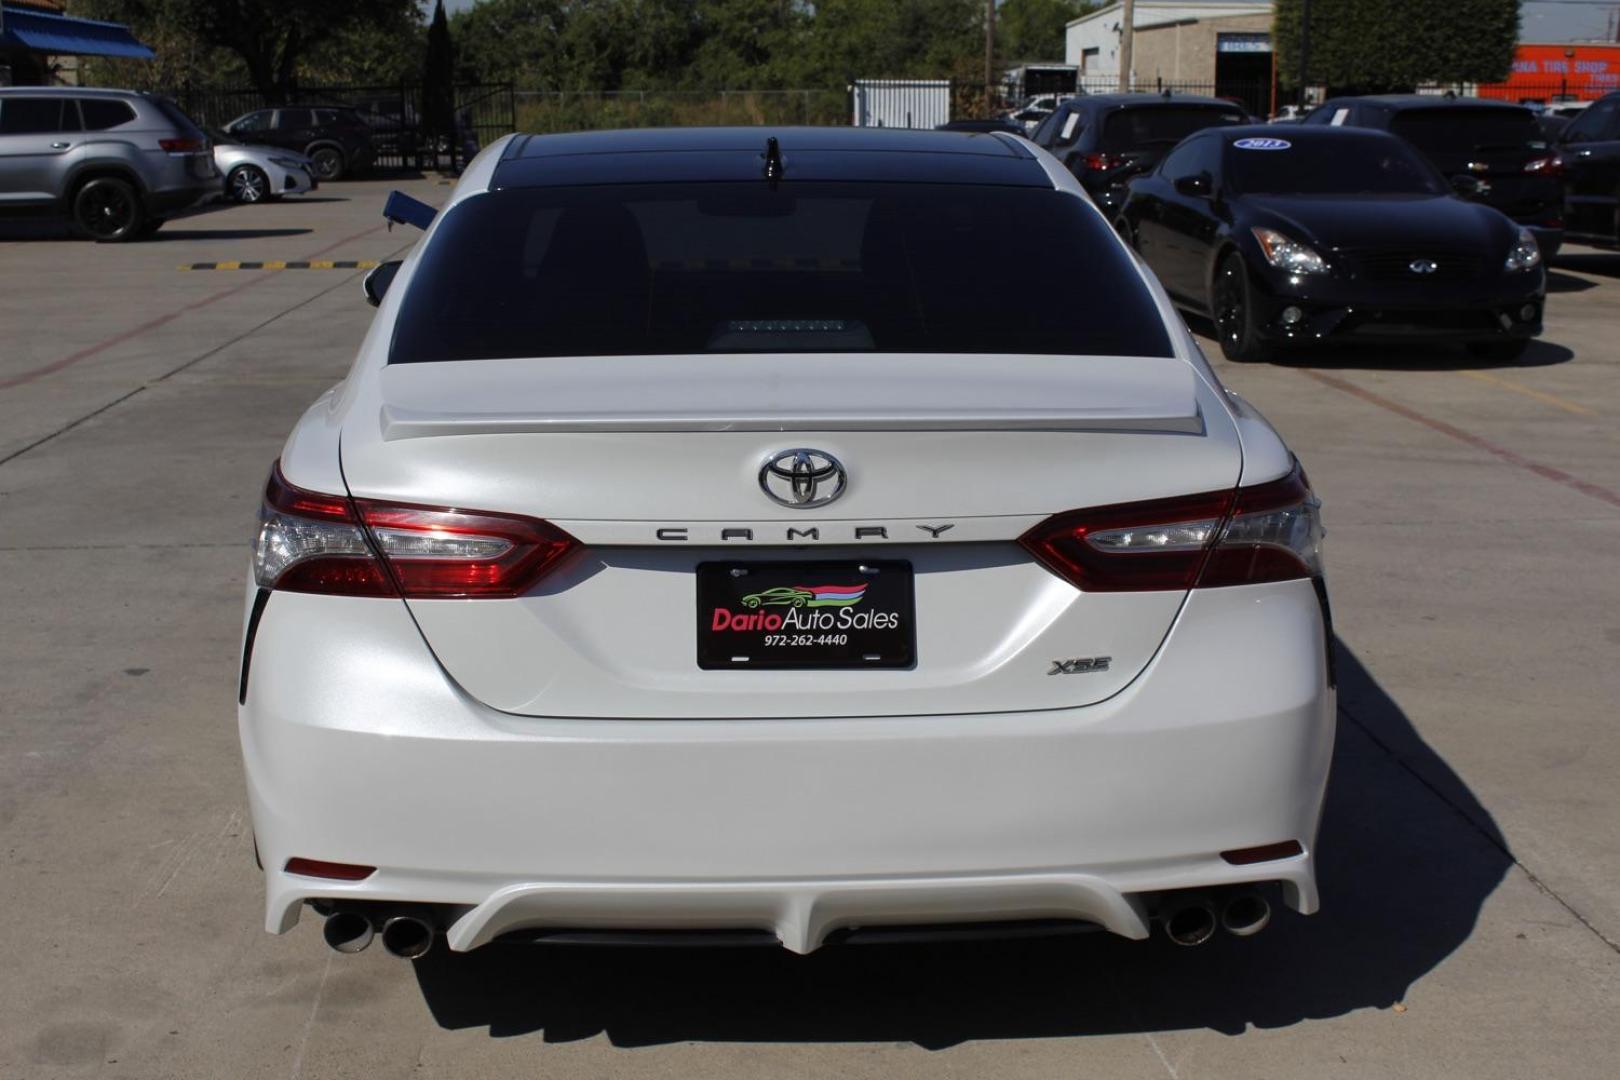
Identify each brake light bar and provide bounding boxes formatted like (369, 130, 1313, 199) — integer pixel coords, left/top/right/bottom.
(252, 463, 579, 598)
(1018, 463, 1322, 593)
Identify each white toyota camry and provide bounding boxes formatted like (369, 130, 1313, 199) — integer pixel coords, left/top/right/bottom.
(240, 127, 1334, 960)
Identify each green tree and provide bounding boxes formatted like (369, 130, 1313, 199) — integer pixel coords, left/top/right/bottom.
(1273, 0, 1518, 94)
(997, 0, 1093, 64)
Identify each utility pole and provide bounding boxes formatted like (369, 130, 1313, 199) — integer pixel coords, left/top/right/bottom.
(985, 0, 996, 116)
(1298, 0, 1311, 108)
(1119, 0, 1135, 93)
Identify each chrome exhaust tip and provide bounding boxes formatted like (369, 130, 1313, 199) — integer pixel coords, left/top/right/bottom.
(1220, 890, 1272, 937)
(322, 910, 374, 954)
(380, 914, 435, 959)
(1163, 896, 1218, 947)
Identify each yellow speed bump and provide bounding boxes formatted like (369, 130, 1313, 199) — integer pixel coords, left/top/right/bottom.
(178, 260, 380, 272)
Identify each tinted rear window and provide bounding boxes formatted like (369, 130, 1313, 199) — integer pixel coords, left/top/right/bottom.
(150, 97, 205, 139)
(1227, 137, 1445, 195)
(1101, 106, 1246, 152)
(1390, 108, 1541, 156)
(389, 182, 1172, 363)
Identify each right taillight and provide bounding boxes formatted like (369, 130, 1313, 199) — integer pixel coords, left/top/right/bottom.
(1019, 463, 1322, 592)
(252, 463, 579, 598)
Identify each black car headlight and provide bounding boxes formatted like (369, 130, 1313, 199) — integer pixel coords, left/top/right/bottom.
(1252, 227, 1329, 275)
(1505, 228, 1541, 272)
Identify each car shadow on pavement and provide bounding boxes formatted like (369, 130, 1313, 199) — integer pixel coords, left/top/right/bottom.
(409, 642, 1512, 1049)
(1551, 251, 1620, 279)
(1545, 271, 1597, 294)
(150, 227, 314, 241)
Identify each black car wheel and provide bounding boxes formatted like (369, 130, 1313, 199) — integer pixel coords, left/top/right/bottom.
(309, 146, 345, 182)
(228, 164, 270, 204)
(73, 176, 145, 243)
(1466, 339, 1531, 363)
(1210, 252, 1273, 363)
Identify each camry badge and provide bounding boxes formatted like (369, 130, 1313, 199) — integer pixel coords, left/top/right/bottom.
(759, 449, 847, 509)
(1409, 259, 1438, 275)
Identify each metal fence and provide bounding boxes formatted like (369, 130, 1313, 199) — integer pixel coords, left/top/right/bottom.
(172, 82, 516, 170)
(512, 89, 849, 132)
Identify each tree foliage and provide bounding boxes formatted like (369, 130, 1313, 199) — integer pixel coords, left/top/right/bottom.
(1272, 0, 1519, 94)
(996, 0, 1093, 64)
(71, 0, 421, 99)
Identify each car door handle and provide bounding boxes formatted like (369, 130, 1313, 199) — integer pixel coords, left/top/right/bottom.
(50, 141, 72, 149)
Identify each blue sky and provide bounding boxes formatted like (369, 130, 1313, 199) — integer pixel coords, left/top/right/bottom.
(421, 2, 1620, 44)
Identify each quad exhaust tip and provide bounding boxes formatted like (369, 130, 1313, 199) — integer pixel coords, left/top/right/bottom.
(322, 911, 374, 954)
(380, 914, 435, 959)
(1220, 890, 1272, 937)
(1163, 896, 1218, 947)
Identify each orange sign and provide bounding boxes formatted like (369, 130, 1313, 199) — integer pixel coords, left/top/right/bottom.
(1479, 44, 1620, 102)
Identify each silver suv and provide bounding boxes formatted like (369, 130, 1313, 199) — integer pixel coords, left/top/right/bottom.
(0, 87, 217, 242)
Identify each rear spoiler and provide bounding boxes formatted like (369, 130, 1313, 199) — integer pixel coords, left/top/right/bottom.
(384, 190, 436, 231)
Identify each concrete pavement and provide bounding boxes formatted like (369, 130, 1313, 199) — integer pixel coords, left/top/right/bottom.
(0, 181, 1616, 1078)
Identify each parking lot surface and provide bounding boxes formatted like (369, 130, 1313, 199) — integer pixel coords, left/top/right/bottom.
(2, 182, 1617, 1079)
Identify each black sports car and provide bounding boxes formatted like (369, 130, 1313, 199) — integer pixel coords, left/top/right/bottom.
(1116, 125, 1546, 362)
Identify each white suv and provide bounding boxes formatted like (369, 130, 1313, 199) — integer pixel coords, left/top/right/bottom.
(240, 127, 1334, 960)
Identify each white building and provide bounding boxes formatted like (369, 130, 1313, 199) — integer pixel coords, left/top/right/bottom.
(1066, 2, 1274, 93)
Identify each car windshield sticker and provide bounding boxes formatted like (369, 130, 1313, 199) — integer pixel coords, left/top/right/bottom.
(1060, 113, 1080, 140)
(1330, 108, 1350, 126)
(1234, 137, 1292, 150)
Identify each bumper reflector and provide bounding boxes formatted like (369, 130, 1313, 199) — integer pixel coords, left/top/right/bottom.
(285, 857, 377, 881)
(1220, 840, 1304, 865)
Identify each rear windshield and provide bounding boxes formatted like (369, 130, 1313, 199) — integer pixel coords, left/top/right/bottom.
(1390, 108, 1542, 156)
(1101, 106, 1246, 152)
(150, 96, 205, 139)
(1228, 137, 1446, 195)
(389, 182, 1172, 363)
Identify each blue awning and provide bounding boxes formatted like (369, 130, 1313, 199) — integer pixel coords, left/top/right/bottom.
(1, 6, 156, 60)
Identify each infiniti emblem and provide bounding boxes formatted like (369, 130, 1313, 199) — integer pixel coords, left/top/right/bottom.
(759, 449, 847, 509)
(1409, 258, 1438, 275)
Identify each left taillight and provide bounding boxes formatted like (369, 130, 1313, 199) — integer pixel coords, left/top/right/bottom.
(159, 137, 205, 153)
(253, 463, 578, 599)
(1018, 463, 1323, 593)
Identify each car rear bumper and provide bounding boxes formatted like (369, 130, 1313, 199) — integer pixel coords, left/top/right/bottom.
(240, 578, 1335, 952)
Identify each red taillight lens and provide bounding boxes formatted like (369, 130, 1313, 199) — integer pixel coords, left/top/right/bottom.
(255, 465, 395, 596)
(253, 463, 579, 599)
(354, 500, 577, 599)
(1524, 156, 1562, 176)
(1080, 151, 1125, 172)
(159, 137, 204, 153)
(1019, 463, 1322, 593)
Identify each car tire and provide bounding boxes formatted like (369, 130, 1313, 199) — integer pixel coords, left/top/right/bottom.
(1210, 252, 1273, 363)
(72, 176, 145, 243)
(227, 164, 270, 204)
(309, 146, 345, 182)
(1466, 339, 1531, 363)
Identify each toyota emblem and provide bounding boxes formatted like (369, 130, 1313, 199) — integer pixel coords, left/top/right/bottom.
(759, 449, 847, 509)
(1409, 258, 1439, 275)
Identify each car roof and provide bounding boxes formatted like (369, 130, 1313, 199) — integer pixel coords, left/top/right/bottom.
(1070, 93, 1245, 110)
(0, 86, 148, 97)
(1330, 94, 1532, 113)
(490, 126, 1051, 189)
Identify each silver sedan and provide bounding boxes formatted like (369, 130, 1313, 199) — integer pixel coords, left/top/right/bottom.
(210, 133, 316, 204)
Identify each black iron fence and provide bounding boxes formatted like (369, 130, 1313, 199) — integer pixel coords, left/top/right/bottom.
(171, 82, 516, 171)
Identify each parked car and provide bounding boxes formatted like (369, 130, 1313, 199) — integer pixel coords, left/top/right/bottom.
(1553, 92, 1620, 246)
(1117, 125, 1545, 363)
(1302, 95, 1564, 258)
(243, 126, 1333, 960)
(0, 87, 215, 241)
(936, 118, 1026, 137)
(1030, 93, 1249, 214)
(211, 129, 315, 203)
(221, 105, 374, 181)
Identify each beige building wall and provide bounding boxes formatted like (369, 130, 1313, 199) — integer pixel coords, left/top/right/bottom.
(1131, 13, 1273, 85)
